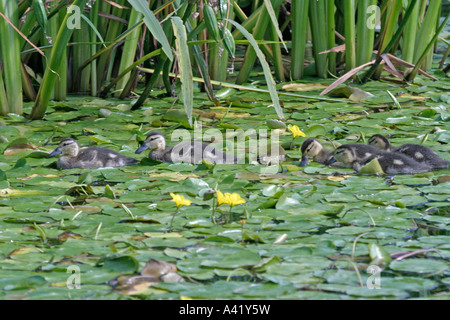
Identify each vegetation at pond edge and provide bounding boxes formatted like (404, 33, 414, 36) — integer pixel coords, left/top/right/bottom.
(0, 0, 449, 300)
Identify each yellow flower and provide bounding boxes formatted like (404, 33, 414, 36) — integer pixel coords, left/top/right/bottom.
(170, 193, 192, 208)
(287, 125, 306, 139)
(216, 190, 227, 206)
(216, 190, 246, 207)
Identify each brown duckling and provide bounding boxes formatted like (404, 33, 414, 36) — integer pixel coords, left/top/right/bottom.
(300, 138, 335, 166)
(48, 138, 138, 169)
(300, 139, 378, 168)
(135, 131, 239, 164)
(332, 144, 432, 174)
(368, 134, 449, 170)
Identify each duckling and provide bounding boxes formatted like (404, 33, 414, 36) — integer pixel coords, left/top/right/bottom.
(368, 134, 449, 170)
(135, 131, 239, 164)
(300, 138, 368, 167)
(332, 144, 432, 174)
(48, 138, 138, 169)
(300, 138, 335, 166)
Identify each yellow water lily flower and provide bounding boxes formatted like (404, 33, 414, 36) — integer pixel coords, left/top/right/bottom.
(216, 190, 227, 206)
(170, 193, 192, 208)
(287, 125, 306, 139)
(216, 190, 246, 207)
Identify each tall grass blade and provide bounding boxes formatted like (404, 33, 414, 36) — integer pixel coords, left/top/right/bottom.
(89, 0, 99, 96)
(407, 12, 449, 80)
(0, 0, 23, 114)
(115, 7, 143, 97)
(343, 0, 356, 72)
(171, 16, 193, 127)
(128, 0, 173, 62)
(356, 0, 377, 66)
(0, 70, 8, 116)
(72, 19, 90, 92)
(402, 0, 420, 64)
(263, 0, 287, 52)
(361, 0, 418, 82)
(31, 0, 89, 119)
(291, 0, 309, 80)
(327, 0, 336, 75)
(372, 0, 402, 78)
(226, 19, 285, 121)
(268, 4, 285, 81)
(413, 0, 442, 69)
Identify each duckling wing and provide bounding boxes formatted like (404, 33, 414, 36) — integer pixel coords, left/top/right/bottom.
(397, 144, 449, 170)
(79, 147, 137, 168)
(376, 153, 432, 174)
(169, 142, 238, 164)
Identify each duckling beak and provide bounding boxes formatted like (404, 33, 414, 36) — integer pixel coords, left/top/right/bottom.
(326, 157, 337, 166)
(299, 156, 309, 167)
(135, 143, 149, 154)
(48, 147, 62, 158)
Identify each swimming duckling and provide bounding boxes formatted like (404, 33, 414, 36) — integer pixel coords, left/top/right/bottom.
(368, 134, 449, 170)
(300, 138, 335, 166)
(300, 138, 370, 167)
(48, 138, 138, 169)
(135, 131, 239, 164)
(332, 144, 432, 174)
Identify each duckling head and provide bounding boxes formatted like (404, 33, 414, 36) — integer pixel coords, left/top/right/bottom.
(135, 132, 166, 154)
(301, 138, 323, 158)
(333, 146, 357, 165)
(49, 138, 79, 158)
(368, 134, 391, 151)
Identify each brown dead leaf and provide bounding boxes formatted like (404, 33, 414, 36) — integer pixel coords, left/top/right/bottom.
(62, 205, 101, 214)
(282, 83, 327, 92)
(7, 246, 44, 258)
(319, 44, 346, 54)
(4, 143, 38, 155)
(17, 174, 58, 180)
(56, 230, 83, 241)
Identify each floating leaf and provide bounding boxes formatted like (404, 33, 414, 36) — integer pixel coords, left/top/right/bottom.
(358, 158, 385, 175)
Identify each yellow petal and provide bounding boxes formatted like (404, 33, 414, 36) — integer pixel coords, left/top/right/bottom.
(228, 193, 246, 207)
(216, 190, 228, 206)
(287, 125, 306, 139)
(170, 193, 191, 208)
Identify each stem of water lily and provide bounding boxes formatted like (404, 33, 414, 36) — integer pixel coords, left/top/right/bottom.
(227, 206, 234, 224)
(211, 196, 217, 224)
(169, 209, 179, 232)
(240, 220, 246, 246)
(289, 137, 295, 150)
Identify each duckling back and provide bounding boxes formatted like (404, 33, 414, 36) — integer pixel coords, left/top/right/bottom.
(368, 134, 449, 170)
(169, 141, 239, 164)
(340, 143, 383, 165)
(57, 147, 138, 169)
(374, 152, 432, 175)
(394, 144, 448, 170)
